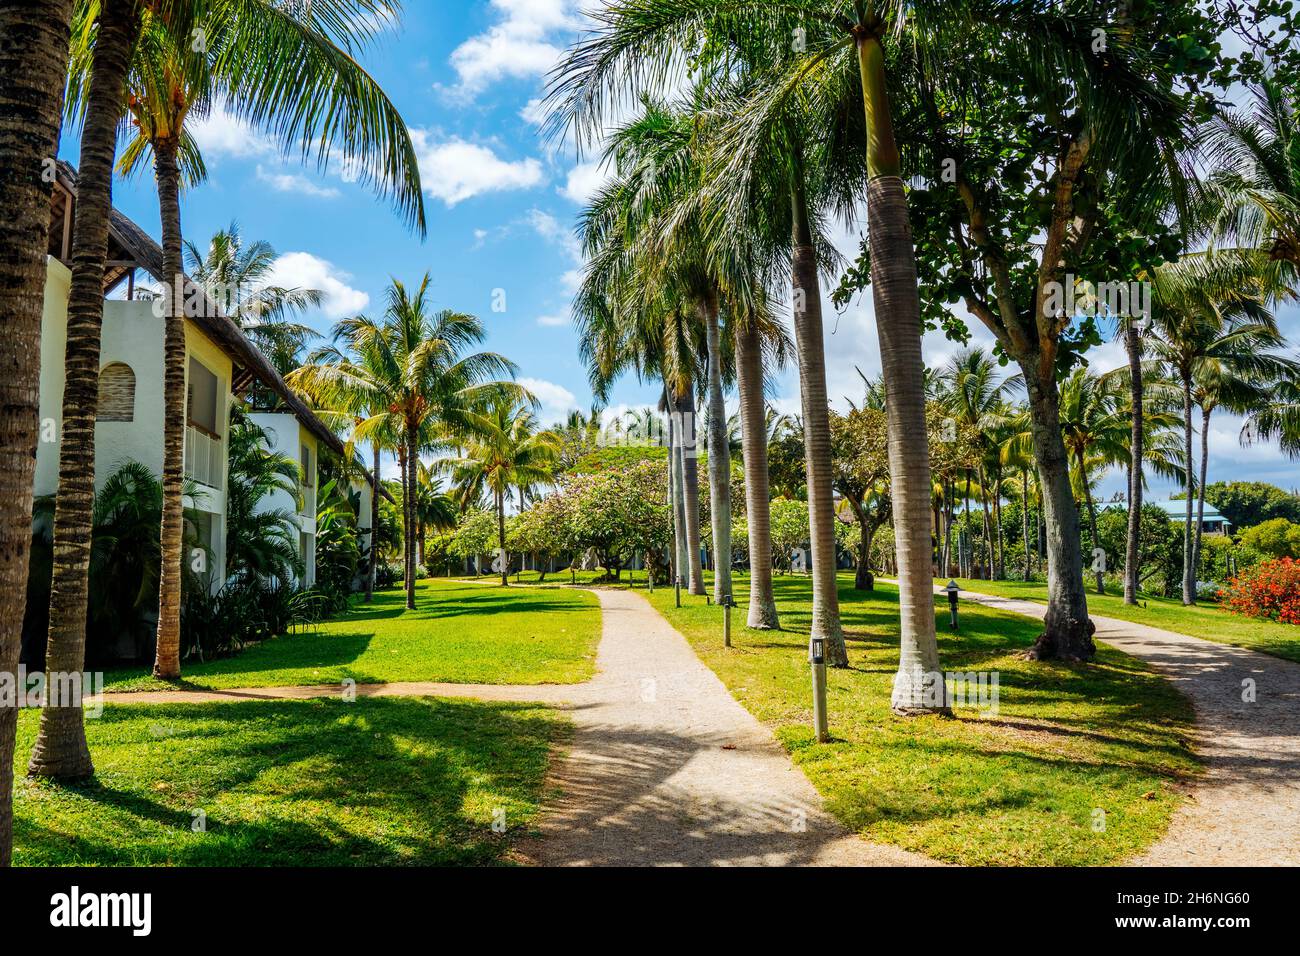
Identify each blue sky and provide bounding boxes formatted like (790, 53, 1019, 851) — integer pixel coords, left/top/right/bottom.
(61, 0, 1300, 496)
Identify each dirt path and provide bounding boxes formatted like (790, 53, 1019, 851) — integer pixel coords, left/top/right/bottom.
(95, 588, 931, 866)
(940, 585, 1300, 866)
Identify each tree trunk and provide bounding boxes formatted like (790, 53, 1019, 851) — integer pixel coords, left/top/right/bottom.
(1123, 323, 1143, 605)
(700, 298, 732, 605)
(0, 0, 76, 866)
(28, 0, 138, 780)
(979, 465, 993, 579)
(675, 386, 705, 594)
(790, 162, 846, 667)
(404, 432, 416, 608)
(151, 138, 186, 680)
(496, 487, 508, 586)
(1181, 375, 1195, 605)
(1023, 367, 1095, 660)
(1078, 449, 1105, 595)
(1193, 404, 1212, 587)
(366, 442, 378, 601)
(665, 385, 687, 589)
(734, 319, 778, 627)
(1020, 468, 1031, 581)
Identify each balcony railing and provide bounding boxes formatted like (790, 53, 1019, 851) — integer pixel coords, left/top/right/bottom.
(184, 423, 223, 490)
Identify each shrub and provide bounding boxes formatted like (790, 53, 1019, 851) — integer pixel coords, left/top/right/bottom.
(1237, 518, 1300, 559)
(1220, 558, 1300, 626)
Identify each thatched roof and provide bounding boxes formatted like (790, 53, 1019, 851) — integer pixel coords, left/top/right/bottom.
(52, 161, 388, 494)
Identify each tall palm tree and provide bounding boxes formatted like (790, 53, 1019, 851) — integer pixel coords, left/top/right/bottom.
(289, 275, 519, 609)
(451, 398, 559, 586)
(116, 0, 425, 677)
(0, 0, 77, 866)
(1147, 287, 1286, 604)
(28, 0, 140, 781)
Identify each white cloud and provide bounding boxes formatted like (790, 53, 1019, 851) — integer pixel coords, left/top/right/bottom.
(559, 160, 609, 204)
(255, 164, 340, 199)
(518, 376, 578, 423)
(411, 131, 545, 206)
(524, 207, 581, 259)
(536, 313, 568, 327)
(267, 252, 369, 320)
(443, 0, 584, 99)
(188, 102, 275, 159)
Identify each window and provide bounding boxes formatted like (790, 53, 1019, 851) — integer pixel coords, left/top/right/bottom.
(97, 362, 135, 422)
(187, 358, 220, 436)
(300, 443, 313, 487)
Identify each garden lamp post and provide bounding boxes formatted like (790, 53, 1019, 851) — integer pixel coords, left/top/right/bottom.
(810, 636, 828, 743)
(946, 579, 961, 631)
(722, 593, 734, 647)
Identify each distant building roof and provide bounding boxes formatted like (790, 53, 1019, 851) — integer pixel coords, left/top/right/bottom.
(1104, 499, 1231, 527)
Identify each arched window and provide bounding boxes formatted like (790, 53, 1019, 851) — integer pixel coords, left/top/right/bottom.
(97, 362, 135, 422)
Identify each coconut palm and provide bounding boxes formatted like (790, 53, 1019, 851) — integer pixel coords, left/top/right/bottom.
(114, 0, 424, 679)
(450, 399, 559, 586)
(27, 0, 140, 782)
(1146, 275, 1288, 604)
(289, 275, 519, 609)
(1202, 75, 1300, 275)
(185, 222, 322, 400)
(409, 461, 458, 568)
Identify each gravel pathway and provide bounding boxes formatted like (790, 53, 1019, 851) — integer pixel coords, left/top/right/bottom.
(940, 585, 1300, 866)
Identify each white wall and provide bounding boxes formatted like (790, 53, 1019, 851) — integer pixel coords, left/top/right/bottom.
(249, 411, 317, 586)
(37, 256, 233, 591)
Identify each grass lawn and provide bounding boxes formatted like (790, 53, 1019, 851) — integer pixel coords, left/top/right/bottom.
(640, 571, 1199, 866)
(14, 696, 566, 865)
(104, 577, 601, 692)
(943, 576, 1300, 664)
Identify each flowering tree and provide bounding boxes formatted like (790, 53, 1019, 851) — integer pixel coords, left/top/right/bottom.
(562, 460, 671, 581)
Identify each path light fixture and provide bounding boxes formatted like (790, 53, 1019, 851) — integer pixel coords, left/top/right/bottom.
(946, 579, 961, 631)
(810, 636, 828, 743)
(721, 593, 734, 648)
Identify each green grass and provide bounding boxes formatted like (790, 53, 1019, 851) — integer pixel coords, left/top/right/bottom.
(104, 577, 601, 692)
(638, 571, 1199, 866)
(943, 576, 1300, 664)
(13, 696, 566, 865)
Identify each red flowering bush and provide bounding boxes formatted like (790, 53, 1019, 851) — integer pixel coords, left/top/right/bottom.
(1219, 557, 1300, 626)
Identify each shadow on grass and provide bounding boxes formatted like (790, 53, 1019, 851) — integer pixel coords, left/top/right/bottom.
(15, 697, 560, 866)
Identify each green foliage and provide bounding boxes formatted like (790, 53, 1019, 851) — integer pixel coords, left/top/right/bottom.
(561, 459, 670, 577)
(1238, 518, 1300, 559)
(1204, 481, 1300, 529)
(449, 509, 498, 564)
(567, 444, 667, 475)
(224, 409, 303, 584)
(768, 497, 810, 573)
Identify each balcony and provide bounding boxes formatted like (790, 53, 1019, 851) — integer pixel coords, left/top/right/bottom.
(184, 423, 223, 490)
(300, 479, 316, 518)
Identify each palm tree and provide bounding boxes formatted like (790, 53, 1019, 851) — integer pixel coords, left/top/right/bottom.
(289, 275, 519, 609)
(185, 222, 322, 401)
(409, 460, 458, 568)
(451, 398, 559, 586)
(1203, 75, 1300, 275)
(223, 409, 302, 584)
(116, 0, 425, 678)
(27, 0, 140, 782)
(1147, 280, 1287, 604)
(0, 0, 78, 858)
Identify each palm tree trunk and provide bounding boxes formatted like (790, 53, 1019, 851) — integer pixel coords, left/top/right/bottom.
(1181, 374, 1196, 605)
(1193, 404, 1212, 586)
(404, 431, 416, 608)
(734, 319, 778, 628)
(1123, 323, 1144, 605)
(790, 155, 845, 666)
(943, 480, 954, 574)
(28, 0, 138, 780)
(496, 487, 508, 587)
(1021, 469, 1031, 581)
(151, 137, 187, 680)
(700, 297, 732, 604)
(675, 386, 705, 594)
(0, 0, 76, 866)
(979, 466, 993, 579)
(366, 442, 379, 601)
(856, 33, 945, 707)
(1078, 449, 1105, 595)
(1022, 367, 1095, 659)
(664, 385, 686, 588)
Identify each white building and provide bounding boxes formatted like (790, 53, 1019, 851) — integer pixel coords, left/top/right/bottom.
(38, 161, 377, 592)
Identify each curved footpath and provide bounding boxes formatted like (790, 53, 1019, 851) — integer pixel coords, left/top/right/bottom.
(93, 585, 1300, 866)
(933, 585, 1300, 866)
